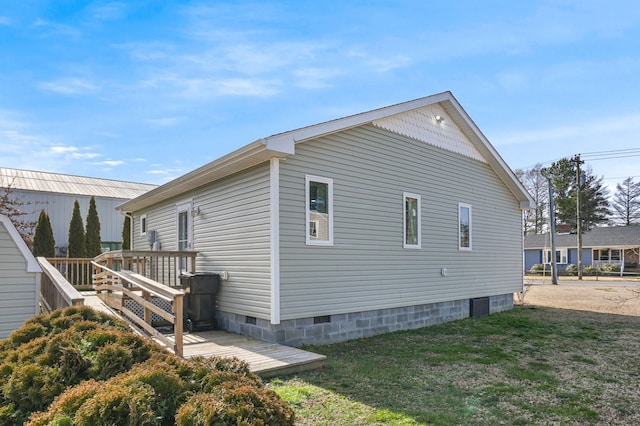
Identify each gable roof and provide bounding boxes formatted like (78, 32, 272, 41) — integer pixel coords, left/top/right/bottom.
(525, 225, 640, 249)
(118, 91, 533, 212)
(0, 214, 41, 273)
(0, 168, 157, 200)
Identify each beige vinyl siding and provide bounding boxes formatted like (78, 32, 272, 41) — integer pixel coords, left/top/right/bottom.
(0, 222, 38, 339)
(131, 164, 272, 319)
(279, 124, 523, 320)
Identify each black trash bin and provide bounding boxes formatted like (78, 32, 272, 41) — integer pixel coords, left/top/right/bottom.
(179, 272, 220, 332)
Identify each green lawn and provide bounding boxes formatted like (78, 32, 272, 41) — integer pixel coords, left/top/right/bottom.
(269, 306, 640, 425)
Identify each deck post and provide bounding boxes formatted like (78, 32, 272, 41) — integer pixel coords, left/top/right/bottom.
(173, 294, 184, 357)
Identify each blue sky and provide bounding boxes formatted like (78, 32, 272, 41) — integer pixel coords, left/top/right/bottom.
(1, 1, 639, 195)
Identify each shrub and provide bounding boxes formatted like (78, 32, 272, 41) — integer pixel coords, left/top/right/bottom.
(601, 263, 620, 273)
(529, 263, 545, 273)
(565, 264, 578, 275)
(8, 307, 294, 426)
(175, 384, 295, 426)
(584, 265, 596, 275)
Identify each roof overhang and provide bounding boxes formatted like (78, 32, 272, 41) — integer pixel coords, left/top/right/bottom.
(119, 91, 534, 212)
(117, 140, 289, 212)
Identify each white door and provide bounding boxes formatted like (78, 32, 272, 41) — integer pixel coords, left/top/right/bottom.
(176, 202, 193, 272)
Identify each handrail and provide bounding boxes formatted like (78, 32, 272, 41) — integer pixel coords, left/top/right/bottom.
(37, 257, 84, 312)
(91, 261, 184, 357)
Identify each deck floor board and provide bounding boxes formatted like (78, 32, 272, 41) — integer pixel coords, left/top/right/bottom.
(82, 292, 325, 377)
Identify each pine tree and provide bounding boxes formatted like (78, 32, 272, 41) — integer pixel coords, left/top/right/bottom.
(85, 196, 102, 257)
(546, 158, 610, 231)
(122, 215, 131, 250)
(67, 200, 86, 258)
(32, 209, 55, 257)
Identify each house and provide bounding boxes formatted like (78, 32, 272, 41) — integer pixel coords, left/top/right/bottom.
(0, 168, 157, 255)
(524, 225, 640, 273)
(118, 91, 533, 346)
(0, 214, 41, 339)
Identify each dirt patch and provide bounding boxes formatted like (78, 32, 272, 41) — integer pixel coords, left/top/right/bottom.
(518, 283, 640, 317)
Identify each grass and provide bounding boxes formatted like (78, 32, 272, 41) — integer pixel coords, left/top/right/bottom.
(268, 306, 640, 425)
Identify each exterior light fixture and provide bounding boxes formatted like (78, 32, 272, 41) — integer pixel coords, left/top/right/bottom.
(435, 115, 444, 123)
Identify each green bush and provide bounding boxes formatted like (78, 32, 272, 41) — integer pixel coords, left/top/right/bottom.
(565, 264, 578, 275)
(2, 307, 295, 426)
(529, 263, 545, 273)
(584, 265, 596, 275)
(600, 263, 620, 273)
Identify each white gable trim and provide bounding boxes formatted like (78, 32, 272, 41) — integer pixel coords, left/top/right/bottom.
(0, 214, 42, 273)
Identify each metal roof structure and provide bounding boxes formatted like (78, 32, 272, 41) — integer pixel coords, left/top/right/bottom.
(525, 225, 640, 249)
(0, 168, 157, 200)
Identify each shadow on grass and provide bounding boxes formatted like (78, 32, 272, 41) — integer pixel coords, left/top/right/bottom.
(272, 306, 640, 425)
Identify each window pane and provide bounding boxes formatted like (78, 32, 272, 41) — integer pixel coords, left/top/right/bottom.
(309, 180, 330, 241)
(611, 250, 621, 261)
(459, 206, 470, 248)
(405, 197, 418, 246)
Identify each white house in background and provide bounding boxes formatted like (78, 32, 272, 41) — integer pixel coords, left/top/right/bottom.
(0, 168, 157, 255)
(118, 91, 533, 346)
(0, 214, 41, 339)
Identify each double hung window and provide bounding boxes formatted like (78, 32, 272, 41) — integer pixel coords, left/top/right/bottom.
(403, 193, 421, 249)
(306, 176, 333, 245)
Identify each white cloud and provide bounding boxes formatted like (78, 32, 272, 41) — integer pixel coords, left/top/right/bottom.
(50, 146, 78, 154)
(32, 18, 81, 39)
(96, 160, 125, 167)
(90, 2, 127, 21)
(39, 78, 99, 95)
(146, 117, 183, 126)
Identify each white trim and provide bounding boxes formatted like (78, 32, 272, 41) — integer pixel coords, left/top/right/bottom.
(175, 200, 193, 251)
(458, 203, 472, 251)
(140, 214, 147, 236)
(0, 214, 41, 273)
(270, 158, 281, 324)
(305, 175, 334, 246)
(403, 192, 421, 249)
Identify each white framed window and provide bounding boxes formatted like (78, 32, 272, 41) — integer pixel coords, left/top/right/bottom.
(403, 192, 421, 249)
(306, 175, 333, 245)
(458, 203, 472, 251)
(593, 249, 621, 262)
(140, 214, 147, 236)
(544, 249, 568, 264)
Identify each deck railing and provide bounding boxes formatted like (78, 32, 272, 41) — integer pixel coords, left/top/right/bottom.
(37, 257, 84, 313)
(94, 250, 198, 287)
(45, 257, 95, 289)
(92, 261, 185, 357)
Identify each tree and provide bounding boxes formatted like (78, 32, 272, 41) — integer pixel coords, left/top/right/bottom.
(32, 209, 55, 257)
(515, 163, 548, 235)
(0, 178, 36, 247)
(611, 177, 640, 225)
(122, 215, 131, 250)
(546, 157, 610, 231)
(85, 196, 102, 257)
(68, 200, 86, 257)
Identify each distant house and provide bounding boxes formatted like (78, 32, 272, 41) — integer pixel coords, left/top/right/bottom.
(524, 225, 640, 273)
(0, 168, 156, 255)
(0, 214, 41, 339)
(118, 91, 533, 346)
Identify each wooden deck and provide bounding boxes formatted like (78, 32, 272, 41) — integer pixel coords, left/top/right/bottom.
(82, 292, 325, 377)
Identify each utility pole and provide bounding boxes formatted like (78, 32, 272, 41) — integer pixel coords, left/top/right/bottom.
(573, 154, 584, 280)
(541, 168, 558, 284)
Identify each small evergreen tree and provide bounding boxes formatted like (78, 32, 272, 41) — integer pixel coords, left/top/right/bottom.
(67, 200, 86, 258)
(85, 196, 102, 257)
(32, 209, 55, 257)
(122, 215, 131, 250)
